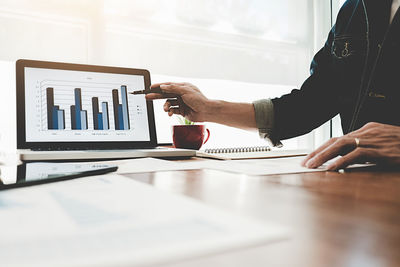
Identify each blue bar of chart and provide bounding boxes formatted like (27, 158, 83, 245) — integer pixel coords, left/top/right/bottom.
(102, 102, 110, 130)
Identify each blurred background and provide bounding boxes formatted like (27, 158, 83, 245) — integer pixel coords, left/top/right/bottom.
(0, 0, 346, 150)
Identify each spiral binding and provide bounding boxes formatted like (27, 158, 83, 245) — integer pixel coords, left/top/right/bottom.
(204, 146, 271, 154)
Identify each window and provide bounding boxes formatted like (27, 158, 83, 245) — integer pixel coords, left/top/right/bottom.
(0, 0, 339, 150)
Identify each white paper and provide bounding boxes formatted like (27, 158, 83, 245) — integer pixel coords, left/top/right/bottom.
(109, 157, 325, 176)
(208, 157, 375, 176)
(103, 157, 373, 177)
(112, 158, 199, 174)
(212, 156, 327, 176)
(0, 174, 287, 267)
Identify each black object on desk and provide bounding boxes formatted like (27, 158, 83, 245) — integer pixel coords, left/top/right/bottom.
(0, 162, 118, 190)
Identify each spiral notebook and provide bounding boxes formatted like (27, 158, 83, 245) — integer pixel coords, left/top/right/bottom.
(196, 146, 309, 160)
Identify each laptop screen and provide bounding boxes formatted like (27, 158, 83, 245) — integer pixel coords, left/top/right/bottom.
(17, 60, 157, 149)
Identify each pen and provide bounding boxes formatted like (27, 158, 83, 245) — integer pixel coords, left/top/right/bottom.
(130, 86, 162, 95)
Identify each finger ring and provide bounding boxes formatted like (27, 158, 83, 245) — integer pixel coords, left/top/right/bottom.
(354, 137, 360, 147)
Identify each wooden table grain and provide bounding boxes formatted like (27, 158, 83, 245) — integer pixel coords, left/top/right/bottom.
(122, 162, 400, 267)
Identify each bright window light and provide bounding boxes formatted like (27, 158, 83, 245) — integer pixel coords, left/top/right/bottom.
(0, 0, 335, 150)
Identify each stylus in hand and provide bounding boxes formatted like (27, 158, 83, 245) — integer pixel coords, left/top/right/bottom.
(130, 86, 162, 95)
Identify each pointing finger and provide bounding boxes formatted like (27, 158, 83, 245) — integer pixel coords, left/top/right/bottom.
(151, 82, 172, 89)
(145, 93, 164, 100)
(160, 84, 192, 95)
(145, 92, 178, 100)
(151, 82, 185, 89)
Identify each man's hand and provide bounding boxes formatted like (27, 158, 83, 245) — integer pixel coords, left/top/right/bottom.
(145, 82, 211, 122)
(302, 122, 400, 170)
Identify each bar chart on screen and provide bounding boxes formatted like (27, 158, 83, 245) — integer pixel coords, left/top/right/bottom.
(24, 67, 150, 142)
(43, 83, 135, 131)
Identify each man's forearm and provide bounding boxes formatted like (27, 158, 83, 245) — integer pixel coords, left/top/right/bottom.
(205, 100, 257, 130)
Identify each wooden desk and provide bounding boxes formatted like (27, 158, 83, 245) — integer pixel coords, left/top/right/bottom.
(122, 162, 400, 267)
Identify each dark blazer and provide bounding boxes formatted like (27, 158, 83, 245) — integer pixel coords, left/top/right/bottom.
(271, 0, 400, 140)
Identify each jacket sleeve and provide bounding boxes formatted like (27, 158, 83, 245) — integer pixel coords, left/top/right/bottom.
(253, 98, 282, 147)
(271, 28, 341, 140)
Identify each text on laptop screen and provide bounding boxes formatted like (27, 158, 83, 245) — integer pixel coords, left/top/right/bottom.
(24, 67, 150, 142)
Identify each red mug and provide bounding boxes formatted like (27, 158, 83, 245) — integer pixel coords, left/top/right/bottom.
(172, 125, 210, 150)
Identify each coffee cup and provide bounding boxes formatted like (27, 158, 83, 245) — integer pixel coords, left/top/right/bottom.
(172, 125, 210, 150)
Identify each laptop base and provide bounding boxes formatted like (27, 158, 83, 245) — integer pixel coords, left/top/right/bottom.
(18, 147, 196, 161)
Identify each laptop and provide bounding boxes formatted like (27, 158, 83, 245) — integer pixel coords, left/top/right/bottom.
(16, 59, 195, 161)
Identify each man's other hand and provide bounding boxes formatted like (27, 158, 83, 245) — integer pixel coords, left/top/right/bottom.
(302, 122, 400, 170)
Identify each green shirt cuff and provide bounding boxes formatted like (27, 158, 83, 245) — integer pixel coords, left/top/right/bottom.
(253, 99, 282, 147)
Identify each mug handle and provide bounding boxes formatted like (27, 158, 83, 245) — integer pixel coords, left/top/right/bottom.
(203, 128, 210, 144)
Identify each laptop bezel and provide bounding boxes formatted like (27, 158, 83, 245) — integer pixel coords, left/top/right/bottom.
(16, 59, 158, 150)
